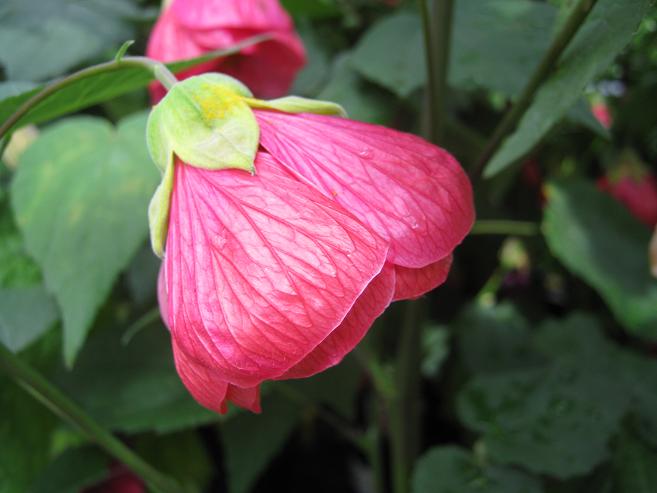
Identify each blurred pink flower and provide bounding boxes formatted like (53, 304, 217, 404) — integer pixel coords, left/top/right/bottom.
(83, 465, 144, 493)
(158, 113, 474, 414)
(591, 101, 612, 129)
(598, 173, 657, 227)
(146, 0, 306, 102)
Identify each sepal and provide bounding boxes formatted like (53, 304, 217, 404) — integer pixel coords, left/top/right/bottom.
(245, 95, 347, 117)
(148, 161, 175, 257)
(147, 73, 260, 174)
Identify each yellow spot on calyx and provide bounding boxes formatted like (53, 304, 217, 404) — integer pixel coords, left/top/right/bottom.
(194, 83, 242, 124)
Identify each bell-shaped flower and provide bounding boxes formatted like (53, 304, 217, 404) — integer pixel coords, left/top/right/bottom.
(148, 74, 474, 414)
(146, 0, 305, 102)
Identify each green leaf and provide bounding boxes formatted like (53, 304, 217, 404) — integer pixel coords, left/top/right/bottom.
(0, 192, 57, 352)
(484, 0, 651, 177)
(55, 322, 217, 434)
(612, 432, 657, 493)
(0, 37, 268, 133)
(135, 431, 212, 492)
(543, 180, 657, 339)
(412, 446, 544, 493)
(351, 1, 557, 99)
(29, 446, 109, 493)
(351, 13, 425, 98)
(318, 53, 395, 125)
(421, 325, 450, 379)
(221, 395, 300, 493)
(286, 355, 362, 420)
(457, 361, 628, 477)
(450, 0, 557, 97)
(455, 303, 543, 374)
(291, 21, 331, 96)
(0, 198, 41, 288)
(11, 113, 160, 364)
(0, 0, 140, 81)
(280, 0, 340, 18)
(0, 287, 57, 352)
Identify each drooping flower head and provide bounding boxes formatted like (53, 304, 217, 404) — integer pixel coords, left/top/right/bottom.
(146, 0, 306, 102)
(148, 74, 475, 414)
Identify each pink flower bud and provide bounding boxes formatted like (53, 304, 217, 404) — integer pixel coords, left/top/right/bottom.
(147, 0, 306, 102)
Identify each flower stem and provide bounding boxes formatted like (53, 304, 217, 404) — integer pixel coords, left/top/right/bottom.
(472, 0, 599, 179)
(0, 57, 177, 142)
(470, 220, 540, 236)
(389, 299, 425, 493)
(0, 342, 182, 493)
(420, 0, 454, 145)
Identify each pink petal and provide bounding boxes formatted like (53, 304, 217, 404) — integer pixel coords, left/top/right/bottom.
(157, 265, 170, 329)
(255, 111, 475, 268)
(173, 338, 261, 413)
(164, 153, 388, 387)
(172, 338, 229, 414)
(171, 0, 294, 31)
(225, 384, 261, 413)
(393, 255, 453, 301)
(280, 263, 395, 379)
(146, 7, 218, 103)
(205, 30, 306, 100)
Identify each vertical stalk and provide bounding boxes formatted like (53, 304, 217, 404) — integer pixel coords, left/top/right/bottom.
(419, 0, 454, 145)
(385, 2, 455, 493)
(0, 343, 182, 493)
(389, 299, 425, 493)
(472, 0, 599, 179)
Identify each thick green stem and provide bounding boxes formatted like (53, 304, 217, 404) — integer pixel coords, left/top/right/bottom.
(0, 343, 182, 493)
(470, 220, 540, 236)
(472, 0, 599, 179)
(0, 57, 177, 141)
(389, 300, 425, 493)
(420, 0, 454, 144)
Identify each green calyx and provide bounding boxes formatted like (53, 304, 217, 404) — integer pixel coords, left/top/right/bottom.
(147, 73, 260, 174)
(146, 73, 347, 257)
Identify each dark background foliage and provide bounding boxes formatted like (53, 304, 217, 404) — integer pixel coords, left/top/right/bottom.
(1, 0, 657, 492)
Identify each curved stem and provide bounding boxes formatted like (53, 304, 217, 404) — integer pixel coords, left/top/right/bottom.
(470, 220, 540, 236)
(472, 0, 599, 179)
(0, 343, 182, 493)
(0, 57, 177, 141)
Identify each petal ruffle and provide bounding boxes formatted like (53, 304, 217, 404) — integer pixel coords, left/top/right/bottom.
(392, 256, 452, 301)
(164, 153, 388, 387)
(173, 339, 261, 413)
(255, 110, 475, 268)
(280, 263, 395, 379)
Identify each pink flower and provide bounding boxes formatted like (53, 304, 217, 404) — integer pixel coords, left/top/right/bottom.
(146, 0, 306, 102)
(155, 101, 474, 414)
(598, 173, 657, 227)
(83, 464, 144, 493)
(591, 101, 612, 129)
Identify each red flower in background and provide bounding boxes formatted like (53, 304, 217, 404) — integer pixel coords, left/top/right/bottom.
(598, 173, 657, 227)
(591, 101, 612, 129)
(147, 0, 306, 102)
(157, 111, 474, 414)
(83, 465, 144, 493)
